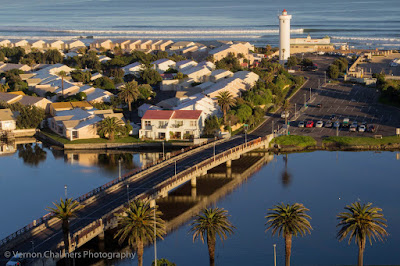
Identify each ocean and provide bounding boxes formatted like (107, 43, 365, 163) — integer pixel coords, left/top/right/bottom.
(0, 0, 399, 48)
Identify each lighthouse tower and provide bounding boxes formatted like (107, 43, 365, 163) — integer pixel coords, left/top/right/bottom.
(278, 9, 292, 64)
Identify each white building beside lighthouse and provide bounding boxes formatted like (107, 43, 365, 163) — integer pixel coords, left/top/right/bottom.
(278, 9, 292, 64)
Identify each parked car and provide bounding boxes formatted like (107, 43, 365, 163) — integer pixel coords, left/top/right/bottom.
(306, 120, 314, 128)
(358, 125, 366, 132)
(298, 121, 305, 128)
(368, 125, 376, 133)
(6, 253, 26, 266)
(333, 121, 340, 128)
(325, 120, 333, 128)
(281, 111, 290, 118)
(342, 118, 350, 127)
(330, 114, 336, 120)
(315, 121, 324, 128)
(351, 121, 358, 127)
(349, 125, 357, 132)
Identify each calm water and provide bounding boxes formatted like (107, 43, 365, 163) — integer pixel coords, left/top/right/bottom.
(0, 142, 162, 240)
(110, 150, 400, 266)
(0, 0, 399, 49)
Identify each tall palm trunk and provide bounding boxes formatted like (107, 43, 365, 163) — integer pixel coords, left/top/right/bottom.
(358, 239, 365, 266)
(62, 76, 64, 98)
(109, 131, 115, 141)
(285, 233, 292, 266)
(223, 108, 227, 124)
(207, 235, 216, 266)
(128, 100, 132, 112)
(137, 240, 144, 266)
(62, 219, 71, 266)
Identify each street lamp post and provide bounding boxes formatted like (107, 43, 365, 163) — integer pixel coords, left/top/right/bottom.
(244, 124, 248, 146)
(294, 103, 297, 118)
(213, 142, 216, 161)
(126, 184, 130, 203)
(64, 185, 68, 199)
(174, 160, 177, 177)
(153, 201, 157, 266)
(162, 141, 165, 160)
(118, 158, 122, 180)
(324, 71, 327, 84)
(304, 93, 307, 107)
(273, 244, 277, 266)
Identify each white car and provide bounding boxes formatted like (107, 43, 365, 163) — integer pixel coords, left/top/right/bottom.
(315, 121, 324, 128)
(281, 111, 290, 118)
(358, 125, 366, 132)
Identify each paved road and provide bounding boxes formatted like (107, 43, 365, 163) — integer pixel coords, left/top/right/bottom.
(0, 134, 257, 265)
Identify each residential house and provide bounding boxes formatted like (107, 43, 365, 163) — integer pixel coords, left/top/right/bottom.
(127, 40, 142, 50)
(98, 55, 111, 63)
(176, 60, 198, 71)
(157, 40, 174, 51)
(197, 61, 215, 70)
(85, 87, 113, 103)
(169, 41, 195, 51)
(138, 103, 162, 117)
(48, 108, 102, 140)
(90, 72, 103, 81)
(13, 40, 29, 48)
(173, 93, 221, 119)
(0, 64, 31, 73)
(114, 39, 131, 50)
(0, 40, 11, 48)
(208, 43, 251, 62)
(150, 40, 163, 50)
(122, 62, 144, 76)
(204, 77, 248, 100)
(48, 40, 64, 50)
(64, 52, 79, 58)
(30, 40, 46, 49)
(0, 109, 17, 131)
(65, 40, 86, 50)
(139, 40, 152, 50)
(49, 101, 93, 116)
(181, 66, 212, 82)
(151, 59, 176, 73)
(139, 110, 203, 140)
(90, 39, 113, 50)
(210, 69, 234, 82)
(0, 92, 52, 113)
(232, 71, 259, 88)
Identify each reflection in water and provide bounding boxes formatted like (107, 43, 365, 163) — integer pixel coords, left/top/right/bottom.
(0, 141, 16, 155)
(281, 154, 292, 187)
(97, 153, 136, 172)
(17, 143, 47, 166)
(71, 152, 274, 266)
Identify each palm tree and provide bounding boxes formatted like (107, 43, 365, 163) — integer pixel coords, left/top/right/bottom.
(118, 81, 140, 112)
(337, 202, 388, 266)
(281, 154, 292, 187)
(114, 199, 166, 266)
(216, 91, 235, 125)
(265, 203, 312, 266)
(97, 117, 125, 141)
(47, 198, 81, 254)
(282, 99, 291, 135)
(190, 207, 236, 266)
(57, 71, 67, 98)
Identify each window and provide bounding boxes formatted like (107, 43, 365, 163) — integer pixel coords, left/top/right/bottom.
(145, 121, 151, 126)
(176, 121, 183, 127)
(158, 121, 167, 128)
(190, 121, 196, 127)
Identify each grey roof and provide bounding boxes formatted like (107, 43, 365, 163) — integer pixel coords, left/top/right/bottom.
(75, 116, 102, 129)
(0, 92, 19, 103)
(55, 108, 92, 121)
(18, 95, 46, 105)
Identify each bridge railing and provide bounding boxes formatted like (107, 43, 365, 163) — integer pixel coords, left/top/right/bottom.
(149, 137, 265, 196)
(0, 137, 222, 249)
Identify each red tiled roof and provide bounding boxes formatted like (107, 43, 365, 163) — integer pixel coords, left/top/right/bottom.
(142, 110, 202, 120)
(172, 110, 202, 119)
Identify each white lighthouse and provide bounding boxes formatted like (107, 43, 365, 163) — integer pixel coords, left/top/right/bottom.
(278, 9, 292, 64)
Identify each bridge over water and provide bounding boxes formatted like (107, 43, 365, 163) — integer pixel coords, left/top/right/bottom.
(0, 134, 273, 266)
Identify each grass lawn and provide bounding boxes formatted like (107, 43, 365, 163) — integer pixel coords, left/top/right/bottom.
(323, 136, 400, 146)
(40, 129, 142, 144)
(271, 135, 317, 147)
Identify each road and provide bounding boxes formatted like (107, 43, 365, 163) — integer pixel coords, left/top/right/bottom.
(0, 134, 258, 265)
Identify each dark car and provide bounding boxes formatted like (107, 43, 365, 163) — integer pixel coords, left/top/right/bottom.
(368, 125, 376, 133)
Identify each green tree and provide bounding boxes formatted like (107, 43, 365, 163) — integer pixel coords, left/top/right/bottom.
(44, 49, 63, 64)
(203, 115, 221, 136)
(216, 91, 235, 124)
(47, 198, 81, 254)
(152, 258, 176, 266)
(265, 203, 312, 266)
(57, 71, 68, 97)
(0, 83, 9, 92)
(118, 81, 140, 111)
(75, 92, 87, 101)
(115, 200, 166, 266)
(93, 76, 115, 91)
(138, 84, 155, 100)
(286, 56, 299, 68)
(235, 104, 252, 123)
(328, 64, 340, 79)
(97, 117, 125, 141)
(70, 70, 91, 83)
(190, 207, 235, 266)
(140, 68, 162, 85)
(337, 202, 388, 266)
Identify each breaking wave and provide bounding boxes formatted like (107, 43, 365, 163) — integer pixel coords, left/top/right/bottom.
(331, 36, 400, 42)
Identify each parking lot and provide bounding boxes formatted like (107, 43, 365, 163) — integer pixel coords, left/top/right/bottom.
(287, 82, 400, 139)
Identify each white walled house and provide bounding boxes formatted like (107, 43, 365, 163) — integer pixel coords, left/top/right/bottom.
(151, 59, 176, 73)
(48, 40, 65, 50)
(0, 109, 17, 131)
(13, 40, 28, 48)
(0, 40, 11, 47)
(122, 62, 144, 76)
(181, 66, 212, 82)
(210, 69, 234, 82)
(176, 60, 198, 71)
(173, 93, 221, 119)
(139, 110, 203, 140)
(30, 40, 46, 49)
(65, 40, 85, 50)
